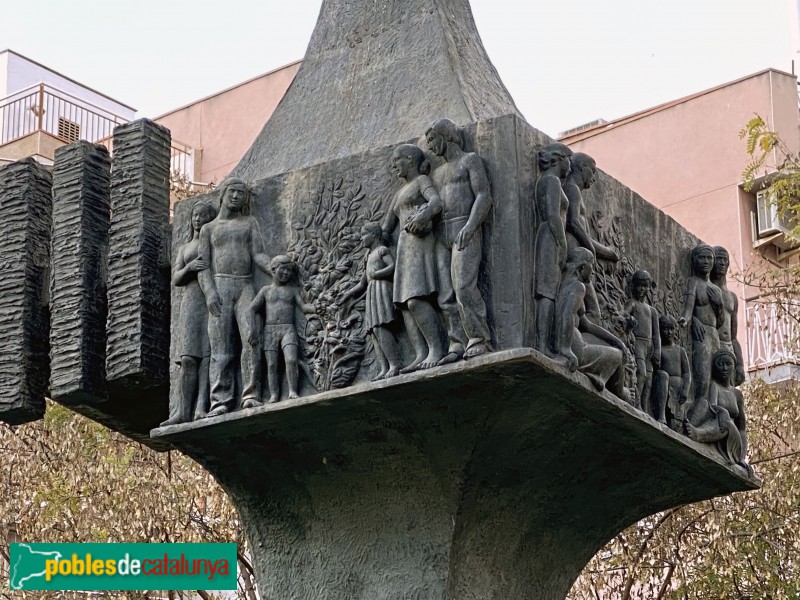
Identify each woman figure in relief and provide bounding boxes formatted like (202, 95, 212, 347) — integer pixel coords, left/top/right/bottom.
(163, 201, 217, 425)
(534, 142, 572, 354)
(382, 143, 445, 372)
(686, 348, 749, 473)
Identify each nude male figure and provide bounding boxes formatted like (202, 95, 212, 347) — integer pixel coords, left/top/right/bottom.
(711, 246, 746, 386)
(424, 118, 492, 361)
(198, 177, 271, 417)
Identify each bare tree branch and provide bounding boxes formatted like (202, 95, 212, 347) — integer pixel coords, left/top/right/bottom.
(621, 509, 678, 600)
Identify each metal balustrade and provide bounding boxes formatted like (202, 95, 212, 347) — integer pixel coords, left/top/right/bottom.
(0, 83, 127, 146)
(746, 299, 800, 370)
(1, 83, 199, 184)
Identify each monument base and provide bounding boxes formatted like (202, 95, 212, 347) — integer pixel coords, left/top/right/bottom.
(153, 349, 758, 599)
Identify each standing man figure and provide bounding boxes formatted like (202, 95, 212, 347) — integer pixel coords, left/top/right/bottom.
(198, 177, 270, 416)
(711, 246, 746, 386)
(424, 118, 493, 361)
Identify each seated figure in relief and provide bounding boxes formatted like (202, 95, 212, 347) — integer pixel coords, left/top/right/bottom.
(652, 314, 691, 430)
(686, 348, 749, 473)
(553, 247, 629, 396)
(248, 255, 316, 404)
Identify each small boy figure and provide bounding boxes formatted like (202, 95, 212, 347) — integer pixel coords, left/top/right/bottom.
(653, 314, 691, 430)
(624, 270, 661, 414)
(249, 255, 315, 404)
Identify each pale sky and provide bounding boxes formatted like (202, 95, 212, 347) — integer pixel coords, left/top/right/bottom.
(1, 0, 796, 138)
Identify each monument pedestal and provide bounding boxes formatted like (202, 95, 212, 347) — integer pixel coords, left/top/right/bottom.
(0, 2, 758, 597)
(154, 349, 757, 599)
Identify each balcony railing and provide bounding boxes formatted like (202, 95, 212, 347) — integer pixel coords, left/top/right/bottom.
(0, 83, 201, 184)
(746, 299, 800, 370)
(0, 83, 128, 147)
(170, 139, 196, 182)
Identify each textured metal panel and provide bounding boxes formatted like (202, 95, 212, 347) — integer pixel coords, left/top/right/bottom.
(50, 141, 111, 402)
(106, 119, 171, 387)
(0, 159, 52, 425)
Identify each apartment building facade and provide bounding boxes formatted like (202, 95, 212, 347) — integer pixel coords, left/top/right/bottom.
(0, 50, 135, 166)
(560, 69, 800, 380)
(154, 61, 300, 185)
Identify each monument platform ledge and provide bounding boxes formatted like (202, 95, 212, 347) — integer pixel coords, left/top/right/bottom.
(151, 347, 757, 599)
(151, 347, 760, 492)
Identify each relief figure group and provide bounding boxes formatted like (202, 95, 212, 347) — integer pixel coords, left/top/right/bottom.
(166, 178, 266, 424)
(536, 143, 627, 396)
(532, 143, 749, 471)
(168, 118, 494, 424)
(167, 119, 751, 473)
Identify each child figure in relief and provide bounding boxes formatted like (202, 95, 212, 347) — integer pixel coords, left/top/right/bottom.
(338, 223, 403, 380)
(248, 255, 316, 404)
(624, 270, 661, 413)
(653, 314, 691, 430)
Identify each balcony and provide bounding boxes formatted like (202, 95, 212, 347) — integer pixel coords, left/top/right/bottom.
(0, 83, 198, 185)
(0, 83, 126, 163)
(746, 298, 800, 381)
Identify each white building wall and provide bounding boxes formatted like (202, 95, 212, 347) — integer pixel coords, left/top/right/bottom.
(0, 52, 8, 140)
(0, 52, 8, 96)
(4, 51, 135, 120)
(0, 50, 135, 147)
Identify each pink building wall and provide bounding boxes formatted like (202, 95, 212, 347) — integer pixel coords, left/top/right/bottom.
(560, 69, 800, 371)
(155, 61, 301, 184)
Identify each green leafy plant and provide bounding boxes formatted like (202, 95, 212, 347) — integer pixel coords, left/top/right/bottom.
(740, 115, 800, 240)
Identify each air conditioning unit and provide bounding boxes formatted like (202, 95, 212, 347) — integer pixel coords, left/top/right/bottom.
(755, 188, 794, 237)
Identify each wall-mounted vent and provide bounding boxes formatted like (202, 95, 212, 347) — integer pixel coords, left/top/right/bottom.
(57, 117, 80, 143)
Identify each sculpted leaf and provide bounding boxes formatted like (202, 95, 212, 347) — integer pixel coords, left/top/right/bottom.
(288, 177, 370, 390)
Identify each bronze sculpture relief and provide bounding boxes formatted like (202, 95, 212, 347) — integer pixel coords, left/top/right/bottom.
(534, 142, 571, 355)
(163, 201, 217, 425)
(426, 118, 493, 361)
